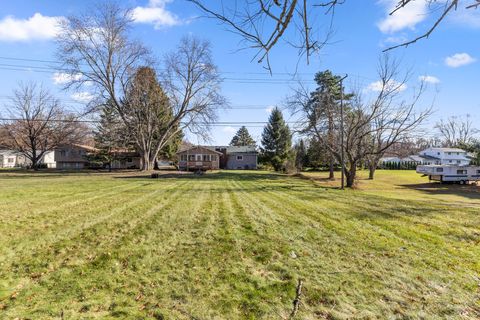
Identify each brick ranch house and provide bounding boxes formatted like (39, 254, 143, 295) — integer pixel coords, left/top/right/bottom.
(177, 145, 258, 171)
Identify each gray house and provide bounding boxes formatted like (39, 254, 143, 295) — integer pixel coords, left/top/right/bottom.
(208, 145, 258, 170)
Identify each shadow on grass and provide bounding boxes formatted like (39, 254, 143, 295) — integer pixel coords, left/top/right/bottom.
(0, 169, 140, 179)
(399, 182, 480, 201)
(114, 171, 287, 182)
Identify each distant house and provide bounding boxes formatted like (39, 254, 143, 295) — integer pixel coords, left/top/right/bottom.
(42, 144, 97, 169)
(177, 146, 221, 171)
(0, 150, 28, 168)
(209, 145, 258, 170)
(418, 147, 470, 166)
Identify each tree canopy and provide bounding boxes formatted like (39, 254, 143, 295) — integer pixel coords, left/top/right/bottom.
(261, 107, 292, 171)
(229, 126, 256, 146)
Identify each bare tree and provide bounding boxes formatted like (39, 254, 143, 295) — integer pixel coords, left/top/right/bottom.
(189, 0, 479, 69)
(56, 2, 150, 109)
(364, 57, 432, 179)
(161, 35, 226, 140)
(289, 57, 431, 187)
(435, 114, 478, 147)
(0, 83, 86, 170)
(57, 3, 225, 170)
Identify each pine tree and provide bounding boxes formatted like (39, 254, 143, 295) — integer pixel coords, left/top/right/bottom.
(93, 101, 126, 171)
(294, 139, 308, 171)
(229, 126, 256, 146)
(261, 107, 292, 171)
(309, 70, 353, 179)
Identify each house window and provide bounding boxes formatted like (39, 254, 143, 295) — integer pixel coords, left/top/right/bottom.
(437, 152, 440, 155)
(211, 155, 217, 161)
(188, 155, 195, 161)
(60, 150, 66, 157)
(180, 155, 187, 161)
(237, 155, 243, 161)
(457, 152, 460, 155)
(447, 152, 451, 155)
(203, 154, 210, 161)
(436, 168, 443, 173)
(449, 160, 452, 163)
(477, 170, 480, 174)
(457, 160, 461, 164)
(126, 157, 132, 163)
(8, 158, 14, 163)
(196, 154, 202, 161)
(457, 170, 467, 175)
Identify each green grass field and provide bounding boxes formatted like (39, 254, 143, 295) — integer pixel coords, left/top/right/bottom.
(0, 170, 479, 319)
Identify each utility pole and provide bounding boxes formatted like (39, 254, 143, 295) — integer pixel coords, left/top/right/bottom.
(339, 74, 348, 190)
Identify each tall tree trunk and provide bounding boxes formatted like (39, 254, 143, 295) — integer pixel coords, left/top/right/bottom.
(328, 117, 334, 180)
(345, 162, 357, 188)
(368, 158, 380, 180)
(141, 152, 152, 171)
(31, 149, 38, 171)
(368, 165, 375, 180)
(329, 152, 335, 180)
(32, 158, 39, 171)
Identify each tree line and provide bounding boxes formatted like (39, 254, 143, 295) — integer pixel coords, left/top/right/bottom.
(0, 2, 225, 171)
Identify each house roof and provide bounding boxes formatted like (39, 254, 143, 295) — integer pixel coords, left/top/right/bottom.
(422, 147, 466, 153)
(206, 145, 257, 154)
(177, 146, 223, 155)
(225, 146, 257, 154)
(418, 154, 440, 160)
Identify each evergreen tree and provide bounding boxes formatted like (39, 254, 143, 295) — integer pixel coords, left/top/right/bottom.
(294, 139, 308, 171)
(309, 70, 353, 179)
(93, 102, 126, 171)
(261, 107, 292, 171)
(229, 126, 256, 146)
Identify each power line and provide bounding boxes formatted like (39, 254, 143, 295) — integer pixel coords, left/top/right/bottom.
(0, 55, 378, 83)
(0, 117, 303, 126)
(0, 95, 282, 110)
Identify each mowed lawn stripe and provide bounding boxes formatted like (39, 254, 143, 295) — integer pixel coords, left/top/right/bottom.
(1, 171, 479, 319)
(14, 179, 212, 319)
(0, 180, 189, 313)
(0, 175, 134, 210)
(242, 176, 479, 317)
(0, 179, 183, 256)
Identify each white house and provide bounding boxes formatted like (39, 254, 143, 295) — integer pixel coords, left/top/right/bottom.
(418, 147, 470, 166)
(0, 150, 28, 168)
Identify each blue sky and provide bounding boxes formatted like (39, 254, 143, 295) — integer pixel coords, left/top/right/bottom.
(0, 0, 478, 145)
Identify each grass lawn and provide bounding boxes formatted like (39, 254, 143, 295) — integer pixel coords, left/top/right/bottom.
(0, 170, 479, 319)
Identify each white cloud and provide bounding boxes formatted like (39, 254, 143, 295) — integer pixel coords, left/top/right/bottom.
(0, 13, 64, 42)
(71, 92, 94, 103)
(222, 126, 236, 134)
(367, 80, 407, 92)
(52, 72, 82, 85)
(377, 0, 428, 34)
(133, 0, 181, 29)
(444, 53, 476, 68)
(418, 75, 440, 84)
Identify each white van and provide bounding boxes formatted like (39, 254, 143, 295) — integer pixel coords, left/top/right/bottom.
(416, 165, 480, 184)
